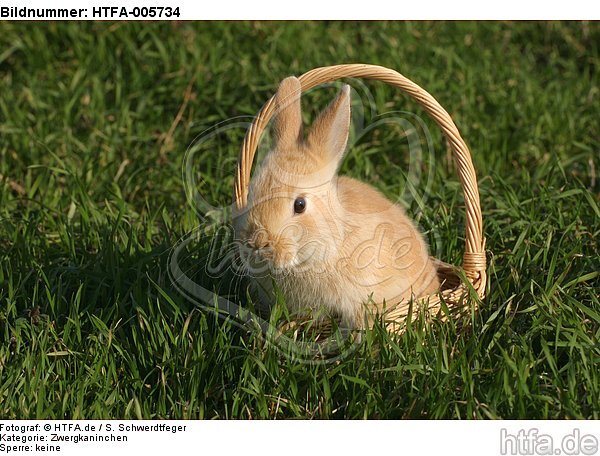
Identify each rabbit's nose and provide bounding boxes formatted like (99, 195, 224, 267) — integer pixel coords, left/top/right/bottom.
(252, 231, 271, 250)
(246, 228, 271, 251)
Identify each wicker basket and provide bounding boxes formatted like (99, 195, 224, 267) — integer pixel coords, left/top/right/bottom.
(233, 64, 487, 333)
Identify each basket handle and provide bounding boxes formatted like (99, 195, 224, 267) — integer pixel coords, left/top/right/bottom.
(233, 64, 486, 279)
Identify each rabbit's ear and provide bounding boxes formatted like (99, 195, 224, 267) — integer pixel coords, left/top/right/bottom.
(273, 76, 303, 150)
(307, 84, 351, 169)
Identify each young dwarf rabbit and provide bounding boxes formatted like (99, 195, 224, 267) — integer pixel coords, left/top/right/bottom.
(237, 76, 439, 329)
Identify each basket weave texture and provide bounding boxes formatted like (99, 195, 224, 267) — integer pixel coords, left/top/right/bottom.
(233, 64, 486, 331)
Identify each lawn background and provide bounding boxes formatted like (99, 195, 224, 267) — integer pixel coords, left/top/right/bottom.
(0, 22, 598, 418)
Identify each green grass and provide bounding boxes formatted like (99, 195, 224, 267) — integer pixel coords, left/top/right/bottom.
(0, 21, 599, 419)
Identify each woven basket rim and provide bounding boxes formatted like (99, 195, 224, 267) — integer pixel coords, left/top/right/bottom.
(233, 63, 486, 320)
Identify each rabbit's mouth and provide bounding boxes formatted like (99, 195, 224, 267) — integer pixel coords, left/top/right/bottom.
(261, 248, 299, 273)
(239, 236, 299, 274)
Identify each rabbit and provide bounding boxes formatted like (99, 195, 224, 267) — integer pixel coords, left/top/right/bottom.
(235, 76, 440, 329)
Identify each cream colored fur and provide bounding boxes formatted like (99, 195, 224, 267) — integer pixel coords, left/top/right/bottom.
(237, 76, 439, 328)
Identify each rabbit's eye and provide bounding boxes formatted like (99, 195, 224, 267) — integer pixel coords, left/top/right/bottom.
(293, 196, 306, 214)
